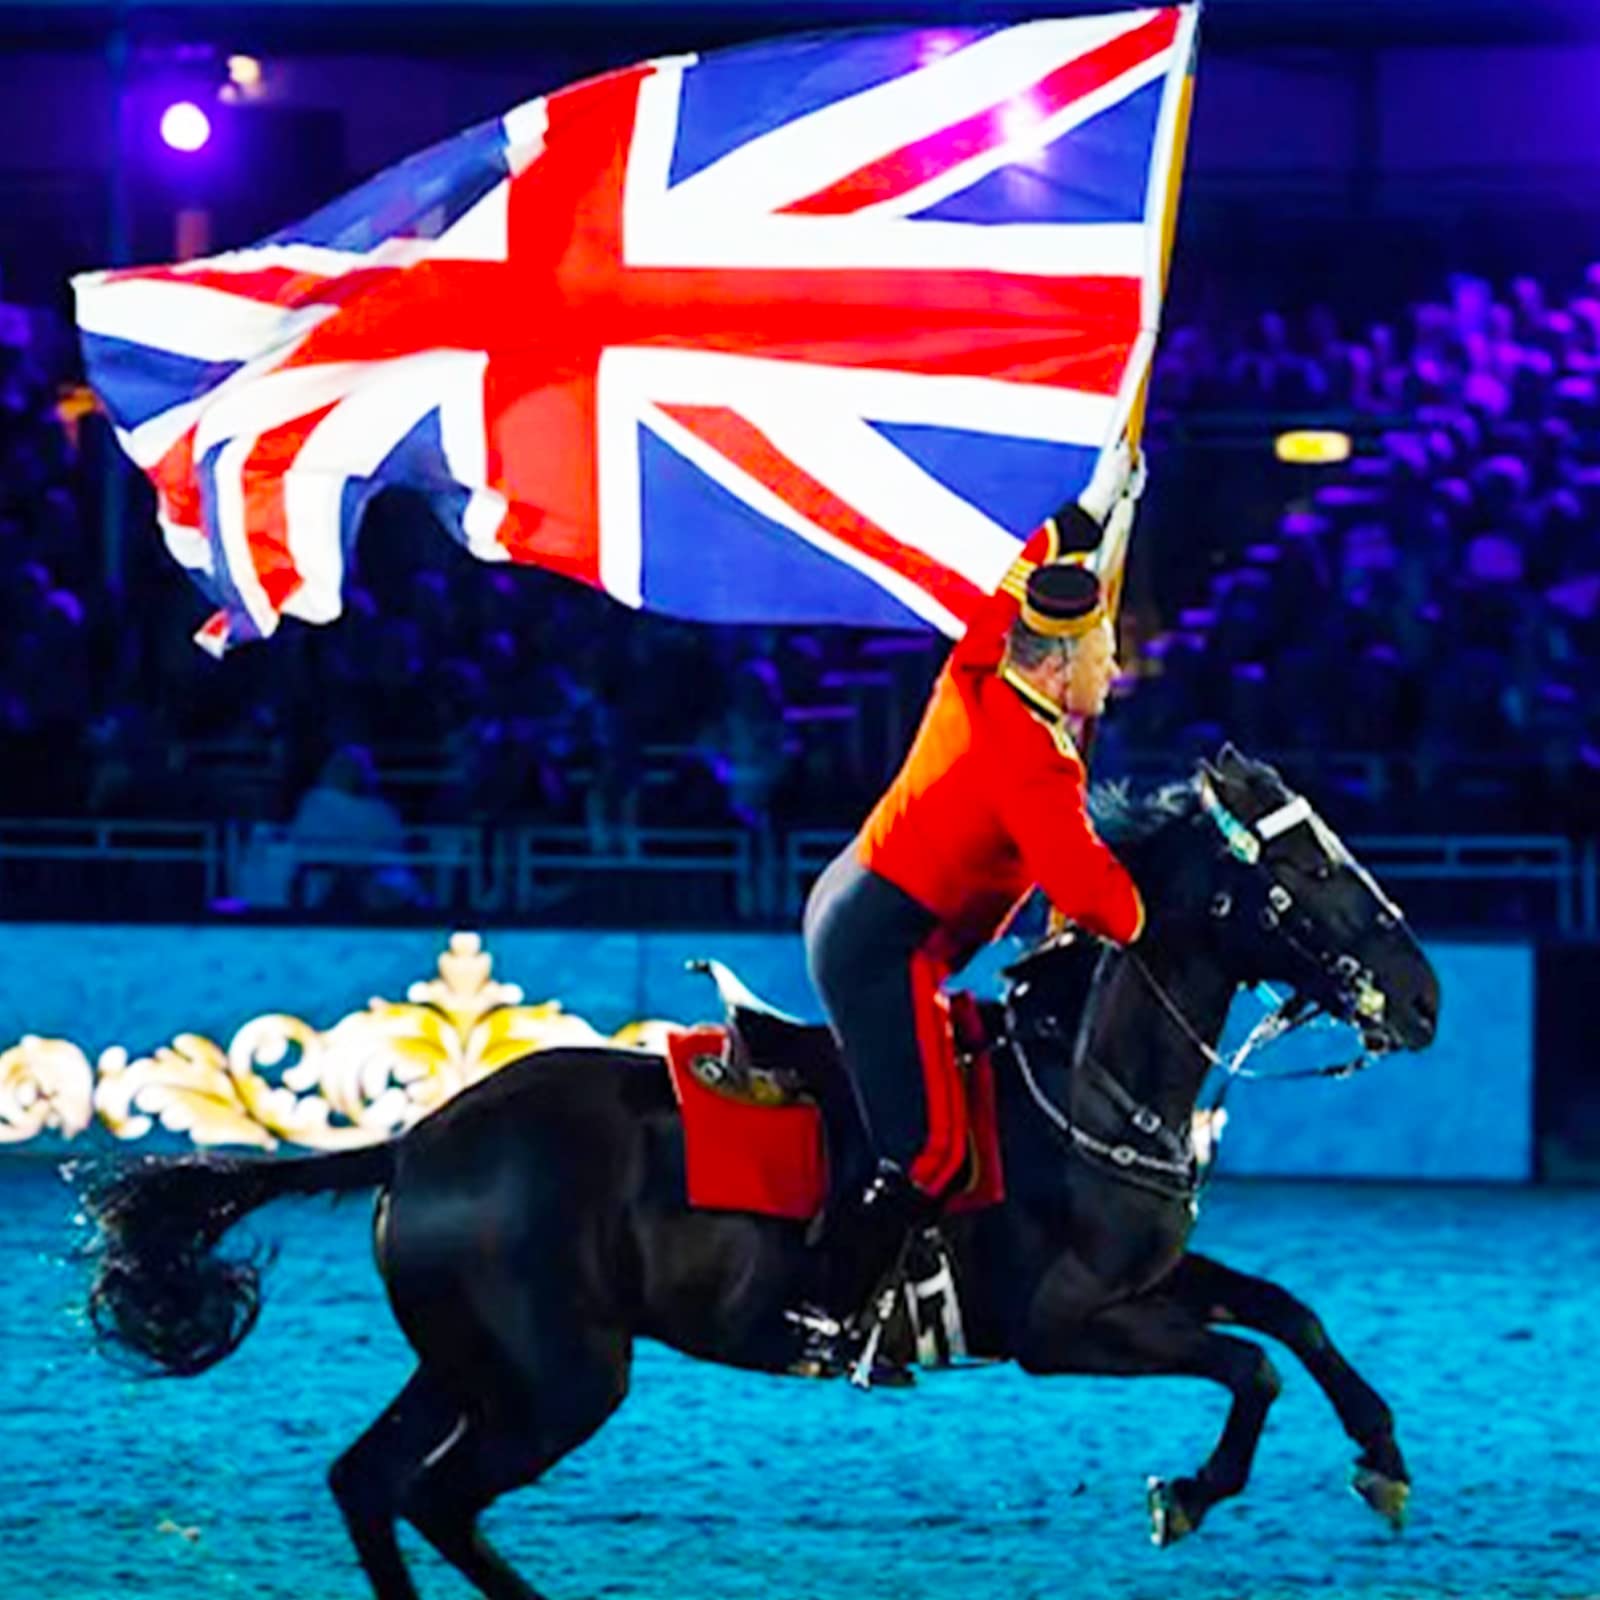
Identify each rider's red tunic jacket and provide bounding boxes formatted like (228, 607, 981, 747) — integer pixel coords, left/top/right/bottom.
(856, 524, 1146, 969)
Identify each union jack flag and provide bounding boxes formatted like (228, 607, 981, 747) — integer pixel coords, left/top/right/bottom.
(74, 6, 1198, 653)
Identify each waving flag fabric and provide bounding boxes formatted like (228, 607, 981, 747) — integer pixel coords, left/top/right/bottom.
(74, 7, 1198, 653)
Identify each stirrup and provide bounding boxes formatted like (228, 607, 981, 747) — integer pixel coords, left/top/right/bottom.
(783, 1294, 914, 1388)
(845, 1284, 899, 1389)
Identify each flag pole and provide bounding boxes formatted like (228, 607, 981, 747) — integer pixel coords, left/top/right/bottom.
(1080, 13, 1196, 769)
(1049, 10, 1196, 939)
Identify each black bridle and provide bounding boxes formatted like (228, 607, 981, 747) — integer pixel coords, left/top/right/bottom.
(999, 1014, 1202, 1201)
(1195, 774, 1397, 1063)
(996, 775, 1400, 1200)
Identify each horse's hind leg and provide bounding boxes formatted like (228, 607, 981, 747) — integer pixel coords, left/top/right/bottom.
(328, 1368, 462, 1600)
(1169, 1251, 1409, 1528)
(400, 1323, 634, 1600)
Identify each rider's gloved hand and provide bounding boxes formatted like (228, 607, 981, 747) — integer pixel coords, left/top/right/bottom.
(1078, 438, 1136, 525)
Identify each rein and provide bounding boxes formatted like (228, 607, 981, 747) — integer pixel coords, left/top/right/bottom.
(1131, 953, 1380, 1089)
(1002, 965, 1364, 1205)
(1001, 1010, 1199, 1201)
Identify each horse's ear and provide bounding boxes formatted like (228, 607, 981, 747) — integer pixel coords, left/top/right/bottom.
(1216, 741, 1246, 772)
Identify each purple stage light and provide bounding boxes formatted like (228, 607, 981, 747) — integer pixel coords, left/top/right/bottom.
(160, 101, 212, 153)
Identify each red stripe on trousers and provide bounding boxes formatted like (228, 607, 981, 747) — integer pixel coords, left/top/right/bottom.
(907, 949, 969, 1196)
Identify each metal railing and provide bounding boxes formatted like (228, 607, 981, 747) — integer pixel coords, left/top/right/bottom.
(0, 818, 224, 908)
(170, 737, 1588, 841)
(0, 817, 1593, 935)
(509, 826, 757, 920)
(781, 828, 1598, 937)
(1350, 836, 1584, 937)
(222, 822, 500, 913)
(783, 830, 854, 919)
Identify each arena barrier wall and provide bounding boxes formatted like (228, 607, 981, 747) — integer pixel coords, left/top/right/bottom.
(0, 924, 1534, 1182)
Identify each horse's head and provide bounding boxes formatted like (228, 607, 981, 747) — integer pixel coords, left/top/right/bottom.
(1177, 745, 1439, 1055)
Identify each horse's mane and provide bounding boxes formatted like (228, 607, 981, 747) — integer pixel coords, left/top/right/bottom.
(1088, 777, 1197, 847)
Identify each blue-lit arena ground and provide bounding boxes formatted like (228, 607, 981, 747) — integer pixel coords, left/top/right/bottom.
(6, 1165, 1597, 1600)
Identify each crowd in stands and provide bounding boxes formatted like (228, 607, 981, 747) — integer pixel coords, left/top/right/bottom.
(1112, 266, 1600, 833)
(1, 262, 1598, 873)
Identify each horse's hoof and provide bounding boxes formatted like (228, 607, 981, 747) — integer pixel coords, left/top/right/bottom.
(1147, 1476, 1198, 1548)
(1351, 1463, 1410, 1531)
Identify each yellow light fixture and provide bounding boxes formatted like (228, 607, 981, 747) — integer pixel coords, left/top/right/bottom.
(226, 54, 264, 90)
(1275, 429, 1352, 465)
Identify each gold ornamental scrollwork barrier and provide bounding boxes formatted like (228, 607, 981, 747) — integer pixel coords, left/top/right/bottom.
(0, 933, 669, 1151)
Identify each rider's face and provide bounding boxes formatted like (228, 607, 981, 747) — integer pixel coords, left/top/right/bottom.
(1061, 621, 1118, 718)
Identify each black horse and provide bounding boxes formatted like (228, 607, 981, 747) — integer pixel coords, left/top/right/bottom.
(80, 748, 1439, 1600)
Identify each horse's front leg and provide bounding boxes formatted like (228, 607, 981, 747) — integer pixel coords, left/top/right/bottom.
(1168, 1251, 1410, 1530)
(1017, 1255, 1282, 1546)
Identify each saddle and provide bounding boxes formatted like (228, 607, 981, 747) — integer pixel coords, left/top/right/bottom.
(663, 960, 1005, 1224)
(679, 960, 839, 1109)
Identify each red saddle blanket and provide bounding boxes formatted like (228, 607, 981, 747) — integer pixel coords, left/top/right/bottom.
(663, 994, 1005, 1221)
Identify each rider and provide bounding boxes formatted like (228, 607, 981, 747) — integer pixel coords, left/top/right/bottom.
(796, 449, 1147, 1373)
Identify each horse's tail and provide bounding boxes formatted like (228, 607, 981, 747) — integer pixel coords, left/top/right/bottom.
(74, 1144, 394, 1378)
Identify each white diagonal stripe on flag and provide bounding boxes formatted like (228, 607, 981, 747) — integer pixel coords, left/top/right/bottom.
(279, 353, 474, 623)
(210, 435, 281, 637)
(431, 181, 513, 263)
(191, 362, 373, 459)
(501, 95, 551, 177)
(655, 12, 1156, 220)
(159, 518, 212, 574)
(162, 241, 418, 279)
(596, 346, 648, 608)
(75, 277, 333, 362)
(433, 349, 493, 491)
(865, 50, 1174, 221)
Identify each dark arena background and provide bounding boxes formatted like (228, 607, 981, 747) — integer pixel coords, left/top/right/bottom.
(1, 1, 1598, 1597)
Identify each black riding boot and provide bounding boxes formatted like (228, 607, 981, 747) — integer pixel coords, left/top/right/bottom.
(789, 1161, 933, 1382)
